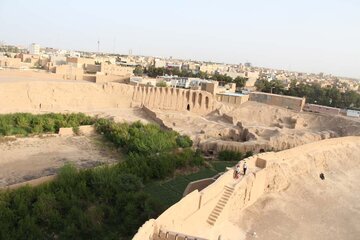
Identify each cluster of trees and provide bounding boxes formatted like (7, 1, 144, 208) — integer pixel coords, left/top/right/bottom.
(134, 66, 248, 89)
(0, 45, 21, 53)
(95, 119, 203, 182)
(0, 165, 159, 239)
(0, 115, 202, 239)
(218, 150, 253, 161)
(255, 79, 360, 109)
(0, 113, 95, 136)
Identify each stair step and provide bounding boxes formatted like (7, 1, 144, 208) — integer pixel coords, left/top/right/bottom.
(225, 186, 234, 190)
(213, 209, 221, 213)
(211, 211, 220, 216)
(220, 198, 229, 202)
(208, 216, 217, 221)
(214, 207, 223, 212)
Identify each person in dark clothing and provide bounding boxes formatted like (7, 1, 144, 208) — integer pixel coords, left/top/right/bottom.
(243, 161, 248, 175)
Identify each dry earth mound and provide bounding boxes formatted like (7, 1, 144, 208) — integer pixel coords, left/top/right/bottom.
(149, 101, 360, 154)
(134, 136, 360, 240)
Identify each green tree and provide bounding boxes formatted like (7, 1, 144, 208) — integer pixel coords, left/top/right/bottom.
(233, 77, 248, 89)
(133, 66, 144, 76)
(156, 81, 167, 87)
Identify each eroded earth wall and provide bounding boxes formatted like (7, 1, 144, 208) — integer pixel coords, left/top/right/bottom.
(249, 92, 306, 111)
(0, 81, 216, 114)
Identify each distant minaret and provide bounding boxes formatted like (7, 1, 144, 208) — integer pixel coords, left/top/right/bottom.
(97, 40, 100, 53)
(129, 49, 132, 56)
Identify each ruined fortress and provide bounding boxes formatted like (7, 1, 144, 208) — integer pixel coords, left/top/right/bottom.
(1, 79, 359, 240)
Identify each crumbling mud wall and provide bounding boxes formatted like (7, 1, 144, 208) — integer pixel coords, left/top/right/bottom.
(0, 81, 135, 113)
(0, 81, 216, 115)
(249, 92, 306, 111)
(134, 136, 360, 240)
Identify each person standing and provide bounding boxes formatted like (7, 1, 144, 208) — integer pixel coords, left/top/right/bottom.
(235, 164, 241, 179)
(243, 161, 248, 175)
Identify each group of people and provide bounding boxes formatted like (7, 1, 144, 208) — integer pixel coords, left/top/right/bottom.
(234, 161, 247, 179)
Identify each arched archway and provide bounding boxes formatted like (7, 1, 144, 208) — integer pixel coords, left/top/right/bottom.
(192, 92, 196, 106)
(205, 96, 209, 109)
(187, 104, 190, 111)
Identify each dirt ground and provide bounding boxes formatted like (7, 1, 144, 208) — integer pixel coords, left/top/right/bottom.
(236, 165, 360, 240)
(0, 135, 120, 187)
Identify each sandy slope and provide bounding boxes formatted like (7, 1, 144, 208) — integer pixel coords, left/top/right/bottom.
(0, 135, 119, 187)
(237, 167, 360, 240)
(133, 137, 360, 240)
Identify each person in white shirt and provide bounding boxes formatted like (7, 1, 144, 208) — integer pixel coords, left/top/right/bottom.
(243, 161, 248, 175)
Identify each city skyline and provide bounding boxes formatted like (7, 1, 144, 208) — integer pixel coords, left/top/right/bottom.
(0, 0, 359, 78)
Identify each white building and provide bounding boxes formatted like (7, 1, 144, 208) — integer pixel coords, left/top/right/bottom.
(164, 76, 210, 89)
(154, 59, 166, 68)
(29, 43, 40, 55)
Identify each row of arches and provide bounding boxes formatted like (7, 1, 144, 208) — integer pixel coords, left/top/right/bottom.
(132, 86, 213, 113)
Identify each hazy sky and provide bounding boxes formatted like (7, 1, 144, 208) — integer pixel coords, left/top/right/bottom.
(0, 0, 359, 78)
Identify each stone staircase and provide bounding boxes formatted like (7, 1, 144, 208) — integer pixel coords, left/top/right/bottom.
(207, 185, 234, 226)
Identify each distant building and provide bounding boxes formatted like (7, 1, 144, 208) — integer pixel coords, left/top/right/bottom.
(244, 62, 252, 67)
(154, 59, 166, 68)
(100, 63, 134, 76)
(29, 43, 40, 55)
(201, 81, 236, 95)
(344, 109, 360, 118)
(69, 51, 80, 58)
(129, 76, 157, 86)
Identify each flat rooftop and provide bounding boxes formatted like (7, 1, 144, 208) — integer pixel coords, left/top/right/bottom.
(216, 92, 246, 97)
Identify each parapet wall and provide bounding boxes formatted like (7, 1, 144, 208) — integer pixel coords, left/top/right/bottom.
(216, 94, 249, 105)
(249, 92, 306, 111)
(303, 103, 341, 115)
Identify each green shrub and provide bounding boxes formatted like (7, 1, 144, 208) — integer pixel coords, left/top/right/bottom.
(244, 151, 253, 158)
(95, 120, 179, 155)
(176, 135, 193, 148)
(218, 150, 243, 161)
(0, 164, 160, 239)
(0, 113, 95, 137)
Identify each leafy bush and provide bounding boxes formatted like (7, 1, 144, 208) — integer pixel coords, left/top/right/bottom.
(176, 135, 193, 148)
(95, 120, 179, 154)
(244, 151, 253, 158)
(218, 150, 243, 161)
(0, 113, 95, 137)
(121, 149, 204, 182)
(0, 164, 160, 239)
